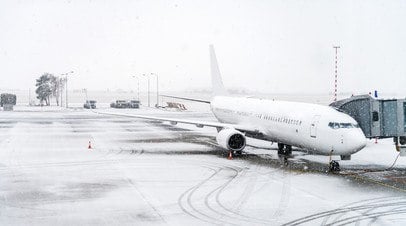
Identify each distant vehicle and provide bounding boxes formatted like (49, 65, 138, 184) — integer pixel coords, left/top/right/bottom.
(129, 100, 140, 108)
(110, 100, 129, 108)
(83, 100, 97, 109)
(110, 100, 140, 109)
(1, 93, 17, 107)
(1, 93, 17, 111)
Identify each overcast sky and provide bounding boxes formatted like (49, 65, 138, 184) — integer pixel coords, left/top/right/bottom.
(1, 0, 406, 95)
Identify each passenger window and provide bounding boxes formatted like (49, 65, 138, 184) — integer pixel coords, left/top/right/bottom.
(372, 111, 379, 121)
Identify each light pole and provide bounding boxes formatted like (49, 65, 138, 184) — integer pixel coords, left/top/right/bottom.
(151, 73, 159, 107)
(59, 76, 66, 107)
(132, 75, 140, 101)
(84, 88, 88, 100)
(59, 77, 63, 107)
(61, 71, 74, 108)
(143, 73, 150, 107)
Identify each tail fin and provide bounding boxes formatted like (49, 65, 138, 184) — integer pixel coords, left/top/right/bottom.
(210, 45, 228, 96)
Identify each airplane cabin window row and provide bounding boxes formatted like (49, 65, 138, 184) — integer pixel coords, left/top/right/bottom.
(258, 114, 302, 125)
(214, 108, 302, 126)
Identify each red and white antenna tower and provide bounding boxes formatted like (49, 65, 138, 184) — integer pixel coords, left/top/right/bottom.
(333, 46, 340, 102)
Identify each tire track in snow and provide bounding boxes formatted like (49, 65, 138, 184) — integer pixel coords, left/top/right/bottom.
(282, 196, 406, 226)
(177, 160, 278, 225)
(177, 165, 226, 225)
(209, 165, 275, 225)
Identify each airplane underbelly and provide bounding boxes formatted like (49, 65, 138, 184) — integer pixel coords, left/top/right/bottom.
(266, 123, 304, 147)
(266, 124, 331, 154)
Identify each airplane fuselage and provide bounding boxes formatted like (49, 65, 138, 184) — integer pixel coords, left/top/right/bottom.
(211, 96, 366, 156)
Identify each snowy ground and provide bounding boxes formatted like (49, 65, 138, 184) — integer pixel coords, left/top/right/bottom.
(0, 106, 405, 225)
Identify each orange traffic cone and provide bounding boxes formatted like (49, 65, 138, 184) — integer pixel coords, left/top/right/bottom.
(227, 151, 233, 160)
(88, 141, 92, 149)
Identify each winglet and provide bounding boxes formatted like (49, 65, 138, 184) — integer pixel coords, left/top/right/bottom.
(210, 45, 228, 96)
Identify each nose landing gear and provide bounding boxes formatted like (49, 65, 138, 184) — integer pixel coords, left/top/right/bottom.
(277, 143, 292, 155)
(329, 160, 340, 172)
(328, 149, 340, 172)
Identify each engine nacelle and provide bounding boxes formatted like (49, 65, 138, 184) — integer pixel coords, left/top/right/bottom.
(216, 128, 246, 151)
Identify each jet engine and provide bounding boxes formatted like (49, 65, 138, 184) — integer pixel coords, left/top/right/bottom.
(216, 128, 246, 151)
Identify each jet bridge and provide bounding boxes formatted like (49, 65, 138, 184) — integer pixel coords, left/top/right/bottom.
(330, 95, 406, 156)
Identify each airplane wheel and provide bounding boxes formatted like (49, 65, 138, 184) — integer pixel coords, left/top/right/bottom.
(277, 143, 285, 155)
(329, 160, 340, 172)
(278, 143, 291, 156)
(285, 145, 292, 155)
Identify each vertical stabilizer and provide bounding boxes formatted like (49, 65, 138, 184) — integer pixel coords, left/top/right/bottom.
(210, 45, 228, 96)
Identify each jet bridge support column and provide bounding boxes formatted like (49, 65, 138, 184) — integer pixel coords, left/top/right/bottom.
(394, 137, 406, 157)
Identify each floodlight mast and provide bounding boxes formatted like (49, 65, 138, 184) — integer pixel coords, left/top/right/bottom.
(333, 46, 340, 102)
(142, 74, 150, 107)
(151, 73, 159, 107)
(140, 73, 159, 107)
(61, 71, 74, 108)
(131, 75, 140, 101)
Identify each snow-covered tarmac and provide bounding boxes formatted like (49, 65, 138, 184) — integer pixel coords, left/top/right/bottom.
(0, 107, 405, 225)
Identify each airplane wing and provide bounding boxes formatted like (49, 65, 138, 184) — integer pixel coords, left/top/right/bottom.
(94, 110, 264, 135)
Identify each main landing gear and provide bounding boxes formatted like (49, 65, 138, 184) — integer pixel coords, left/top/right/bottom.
(277, 143, 292, 156)
(328, 150, 340, 172)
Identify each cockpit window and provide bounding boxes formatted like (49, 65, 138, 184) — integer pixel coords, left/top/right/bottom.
(339, 123, 353, 128)
(328, 122, 339, 129)
(328, 122, 359, 129)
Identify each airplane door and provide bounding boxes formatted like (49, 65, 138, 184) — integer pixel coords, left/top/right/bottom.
(310, 115, 321, 138)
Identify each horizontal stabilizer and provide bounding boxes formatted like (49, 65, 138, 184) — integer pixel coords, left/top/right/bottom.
(160, 95, 210, 104)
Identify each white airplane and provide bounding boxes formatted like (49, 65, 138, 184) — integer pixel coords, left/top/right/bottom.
(97, 45, 367, 171)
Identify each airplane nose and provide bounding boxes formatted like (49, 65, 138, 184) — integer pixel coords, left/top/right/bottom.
(349, 130, 367, 152)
